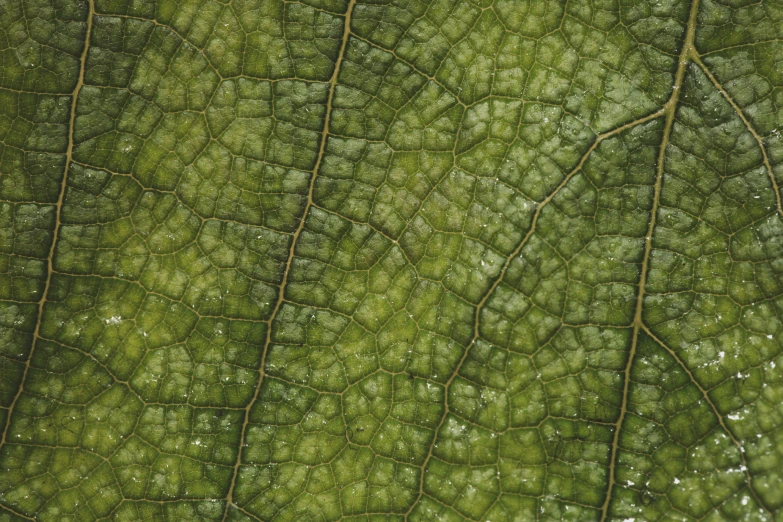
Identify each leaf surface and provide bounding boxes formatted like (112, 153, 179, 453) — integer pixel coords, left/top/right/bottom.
(1, 0, 783, 520)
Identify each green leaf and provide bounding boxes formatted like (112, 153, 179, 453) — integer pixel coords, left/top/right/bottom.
(1, 0, 782, 520)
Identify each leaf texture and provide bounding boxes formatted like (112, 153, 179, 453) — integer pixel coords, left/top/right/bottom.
(1, 0, 783, 520)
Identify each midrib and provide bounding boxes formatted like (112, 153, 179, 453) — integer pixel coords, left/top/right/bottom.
(599, 0, 703, 519)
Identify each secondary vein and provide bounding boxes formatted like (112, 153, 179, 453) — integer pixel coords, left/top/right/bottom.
(0, 0, 95, 452)
(405, 105, 666, 519)
(220, 1, 358, 518)
(639, 324, 772, 515)
(690, 51, 783, 220)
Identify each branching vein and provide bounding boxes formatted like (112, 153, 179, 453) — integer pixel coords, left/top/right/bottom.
(407, 106, 666, 519)
(690, 51, 783, 219)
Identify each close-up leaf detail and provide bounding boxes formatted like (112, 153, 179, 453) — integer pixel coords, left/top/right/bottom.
(1, 0, 783, 520)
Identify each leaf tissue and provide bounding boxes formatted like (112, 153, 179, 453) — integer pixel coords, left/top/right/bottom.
(1, 0, 782, 520)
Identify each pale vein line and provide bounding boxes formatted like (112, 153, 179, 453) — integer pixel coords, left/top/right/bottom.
(0, 505, 35, 520)
(220, 1, 357, 519)
(599, 0, 700, 518)
(0, 505, 35, 522)
(231, 502, 263, 522)
(690, 51, 783, 220)
(0, 0, 95, 452)
(640, 323, 772, 515)
(403, 104, 665, 520)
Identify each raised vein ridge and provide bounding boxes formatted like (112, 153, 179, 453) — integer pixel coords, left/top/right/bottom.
(221, 1, 358, 518)
(0, 0, 95, 452)
(596, 0, 766, 518)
